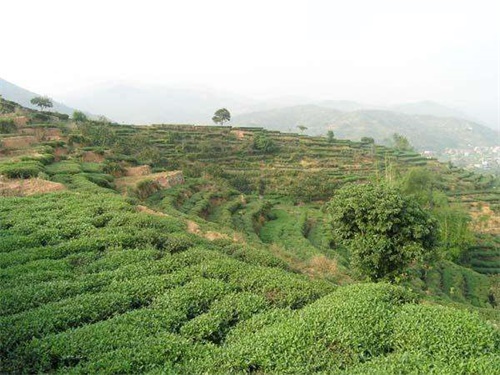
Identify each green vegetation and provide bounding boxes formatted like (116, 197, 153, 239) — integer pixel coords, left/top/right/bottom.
(326, 183, 438, 280)
(212, 108, 231, 126)
(30, 96, 53, 111)
(72, 110, 88, 122)
(0, 98, 498, 373)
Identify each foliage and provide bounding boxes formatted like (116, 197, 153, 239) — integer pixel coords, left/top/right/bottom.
(0, 118, 16, 133)
(297, 125, 308, 134)
(0, 100, 498, 374)
(0, 161, 44, 178)
(327, 130, 335, 143)
(252, 132, 277, 153)
(361, 136, 374, 144)
(392, 132, 414, 151)
(212, 108, 231, 126)
(72, 110, 88, 122)
(326, 183, 439, 280)
(30, 96, 53, 111)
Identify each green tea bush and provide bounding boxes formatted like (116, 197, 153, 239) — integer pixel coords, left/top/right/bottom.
(218, 283, 414, 373)
(193, 257, 334, 308)
(0, 278, 106, 316)
(0, 161, 44, 178)
(0, 292, 133, 356)
(180, 292, 269, 343)
(19, 309, 184, 373)
(392, 304, 500, 361)
(45, 161, 82, 175)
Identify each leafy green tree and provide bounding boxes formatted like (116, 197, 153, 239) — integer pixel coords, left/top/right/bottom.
(392, 133, 413, 151)
(327, 130, 335, 143)
(212, 108, 231, 125)
(326, 183, 438, 281)
(400, 168, 473, 261)
(73, 110, 88, 122)
(30, 96, 53, 111)
(361, 136, 374, 144)
(297, 125, 308, 134)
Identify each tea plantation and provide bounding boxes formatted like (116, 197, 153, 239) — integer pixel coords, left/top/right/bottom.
(1, 99, 499, 373)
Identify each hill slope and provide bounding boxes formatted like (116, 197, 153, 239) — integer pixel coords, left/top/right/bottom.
(0, 78, 77, 116)
(1, 99, 499, 373)
(233, 106, 499, 151)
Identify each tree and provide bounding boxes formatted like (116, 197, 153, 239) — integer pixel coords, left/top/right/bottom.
(326, 183, 438, 281)
(72, 110, 88, 122)
(327, 130, 335, 143)
(392, 133, 413, 152)
(30, 96, 53, 111)
(212, 108, 231, 126)
(361, 136, 374, 144)
(297, 125, 308, 134)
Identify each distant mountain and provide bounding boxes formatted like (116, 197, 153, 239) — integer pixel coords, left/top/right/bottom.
(60, 83, 256, 125)
(390, 101, 471, 120)
(314, 100, 370, 112)
(233, 106, 499, 151)
(0, 77, 77, 116)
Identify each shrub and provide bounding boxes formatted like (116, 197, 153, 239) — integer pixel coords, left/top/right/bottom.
(326, 183, 438, 281)
(392, 304, 500, 361)
(0, 118, 16, 133)
(0, 161, 44, 178)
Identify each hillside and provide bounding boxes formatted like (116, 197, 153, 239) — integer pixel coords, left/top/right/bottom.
(1, 99, 499, 373)
(233, 106, 499, 151)
(0, 78, 77, 116)
(390, 100, 472, 120)
(60, 83, 256, 125)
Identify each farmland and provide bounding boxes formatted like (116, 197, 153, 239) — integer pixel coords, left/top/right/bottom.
(1, 98, 499, 373)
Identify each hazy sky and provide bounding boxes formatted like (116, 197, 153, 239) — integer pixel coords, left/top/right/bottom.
(2, 0, 499, 125)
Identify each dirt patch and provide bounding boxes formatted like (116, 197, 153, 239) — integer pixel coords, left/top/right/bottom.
(137, 205, 168, 217)
(306, 255, 339, 274)
(204, 231, 229, 241)
(0, 177, 65, 196)
(82, 151, 104, 163)
(126, 165, 152, 176)
(187, 220, 201, 234)
(42, 128, 63, 141)
(1, 136, 37, 149)
(19, 128, 35, 135)
(54, 147, 68, 160)
(231, 130, 249, 140)
(470, 203, 500, 234)
(116, 171, 184, 192)
(186, 219, 230, 241)
(13, 116, 29, 128)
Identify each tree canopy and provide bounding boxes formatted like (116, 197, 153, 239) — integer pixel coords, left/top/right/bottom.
(326, 182, 438, 281)
(30, 96, 53, 111)
(392, 133, 413, 151)
(73, 110, 88, 122)
(212, 108, 231, 125)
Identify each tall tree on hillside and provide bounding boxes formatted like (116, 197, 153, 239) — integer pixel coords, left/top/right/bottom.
(392, 133, 413, 151)
(326, 182, 438, 281)
(30, 96, 53, 111)
(212, 108, 231, 126)
(73, 110, 88, 122)
(327, 130, 335, 143)
(297, 125, 308, 134)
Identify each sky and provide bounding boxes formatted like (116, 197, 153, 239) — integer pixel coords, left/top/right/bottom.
(1, 0, 499, 126)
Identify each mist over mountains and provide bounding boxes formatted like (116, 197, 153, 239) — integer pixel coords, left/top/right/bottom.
(233, 105, 498, 151)
(1, 77, 497, 152)
(0, 78, 77, 116)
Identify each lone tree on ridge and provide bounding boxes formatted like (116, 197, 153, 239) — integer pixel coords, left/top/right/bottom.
(30, 96, 53, 111)
(212, 108, 231, 126)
